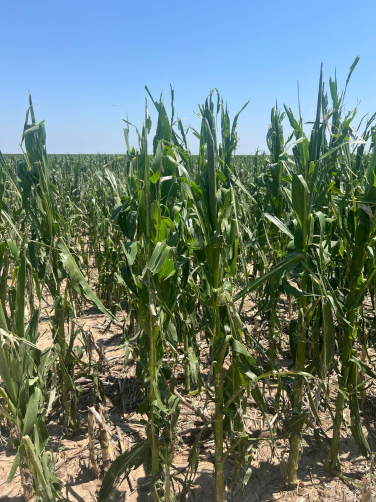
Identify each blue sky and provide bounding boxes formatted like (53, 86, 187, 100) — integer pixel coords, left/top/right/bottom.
(1, 0, 376, 154)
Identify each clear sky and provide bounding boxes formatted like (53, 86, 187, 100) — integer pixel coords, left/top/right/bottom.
(1, 0, 376, 155)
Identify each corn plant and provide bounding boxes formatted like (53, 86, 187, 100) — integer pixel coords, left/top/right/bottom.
(99, 93, 181, 501)
(177, 91, 304, 500)
(191, 92, 250, 500)
(278, 67, 326, 489)
(0, 251, 61, 501)
(264, 104, 287, 364)
(5, 95, 87, 430)
(325, 121, 376, 474)
(263, 59, 365, 488)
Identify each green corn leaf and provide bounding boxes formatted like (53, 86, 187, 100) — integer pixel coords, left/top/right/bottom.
(152, 394, 168, 413)
(7, 450, 20, 482)
(251, 385, 269, 421)
(0, 303, 8, 332)
(292, 174, 310, 232)
(189, 349, 199, 385)
(306, 384, 322, 425)
(0, 338, 18, 405)
(345, 56, 360, 91)
(22, 435, 55, 501)
(187, 425, 208, 476)
(25, 310, 40, 345)
(15, 253, 26, 339)
(157, 257, 175, 280)
(98, 440, 151, 502)
(23, 388, 42, 435)
(281, 279, 316, 298)
(58, 238, 117, 323)
(349, 388, 370, 458)
(0, 401, 16, 424)
(232, 339, 256, 365)
(264, 213, 294, 239)
(321, 300, 335, 376)
(120, 266, 138, 296)
(146, 241, 170, 275)
(125, 241, 139, 266)
(233, 251, 304, 302)
(150, 141, 163, 183)
(6, 239, 18, 261)
(236, 361, 257, 382)
(349, 356, 376, 379)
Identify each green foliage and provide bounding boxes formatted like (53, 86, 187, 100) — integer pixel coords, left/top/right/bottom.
(1, 58, 376, 500)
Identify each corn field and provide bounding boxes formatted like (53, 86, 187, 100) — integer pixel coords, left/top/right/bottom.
(1, 59, 376, 501)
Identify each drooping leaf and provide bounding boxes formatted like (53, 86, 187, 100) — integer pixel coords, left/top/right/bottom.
(58, 238, 117, 323)
(98, 440, 150, 502)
